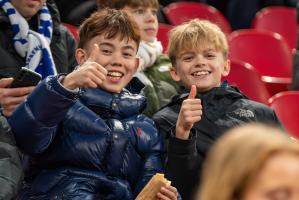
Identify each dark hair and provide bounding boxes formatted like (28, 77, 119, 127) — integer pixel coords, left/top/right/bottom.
(97, 0, 159, 10)
(77, 8, 140, 49)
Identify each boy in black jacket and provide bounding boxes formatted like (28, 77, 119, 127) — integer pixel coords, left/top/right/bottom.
(153, 19, 282, 200)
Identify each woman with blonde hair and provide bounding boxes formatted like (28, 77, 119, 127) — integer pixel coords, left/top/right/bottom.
(198, 123, 299, 200)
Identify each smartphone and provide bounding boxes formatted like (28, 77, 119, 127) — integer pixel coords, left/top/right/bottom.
(9, 67, 42, 88)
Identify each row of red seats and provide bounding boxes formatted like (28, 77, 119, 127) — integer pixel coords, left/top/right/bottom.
(161, 2, 296, 50)
(225, 60, 299, 139)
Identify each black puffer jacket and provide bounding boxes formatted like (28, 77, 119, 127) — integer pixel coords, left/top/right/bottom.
(0, 0, 77, 78)
(153, 82, 282, 200)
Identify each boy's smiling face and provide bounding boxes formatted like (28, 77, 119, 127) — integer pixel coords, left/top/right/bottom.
(171, 44, 230, 92)
(77, 34, 139, 93)
(123, 6, 158, 43)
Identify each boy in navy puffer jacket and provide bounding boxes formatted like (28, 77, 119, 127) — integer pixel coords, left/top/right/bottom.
(9, 9, 178, 200)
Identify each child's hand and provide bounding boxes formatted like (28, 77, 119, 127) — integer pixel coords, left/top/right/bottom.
(63, 44, 108, 90)
(176, 85, 202, 140)
(156, 183, 178, 200)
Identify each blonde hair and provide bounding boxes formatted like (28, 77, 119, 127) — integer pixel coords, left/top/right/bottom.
(198, 123, 299, 200)
(168, 19, 228, 66)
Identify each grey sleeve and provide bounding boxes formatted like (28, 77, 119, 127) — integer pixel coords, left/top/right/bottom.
(0, 115, 23, 200)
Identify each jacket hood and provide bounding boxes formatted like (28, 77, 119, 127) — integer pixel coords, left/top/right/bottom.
(170, 81, 248, 121)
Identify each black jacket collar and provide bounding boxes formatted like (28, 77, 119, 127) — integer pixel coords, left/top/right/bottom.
(168, 81, 248, 121)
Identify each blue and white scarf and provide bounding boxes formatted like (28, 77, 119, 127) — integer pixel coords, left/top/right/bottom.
(0, 0, 57, 79)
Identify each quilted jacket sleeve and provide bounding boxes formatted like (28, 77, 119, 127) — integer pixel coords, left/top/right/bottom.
(133, 116, 164, 197)
(0, 115, 22, 200)
(9, 75, 79, 154)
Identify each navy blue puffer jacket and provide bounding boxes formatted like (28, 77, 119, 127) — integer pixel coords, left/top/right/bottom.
(9, 76, 163, 200)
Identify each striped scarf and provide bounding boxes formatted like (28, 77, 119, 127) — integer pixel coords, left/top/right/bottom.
(137, 39, 163, 71)
(0, 0, 57, 79)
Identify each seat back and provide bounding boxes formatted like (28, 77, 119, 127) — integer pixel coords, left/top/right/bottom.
(224, 60, 271, 104)
(157, 23, 173, 54)
(252, 6, 297, 50)
(229, 29, 292, 95)
(164, 2, 232, 34)
(62, 23, 78, 40)
(229, 29, 292, 78)
(268, 91, 299, 138)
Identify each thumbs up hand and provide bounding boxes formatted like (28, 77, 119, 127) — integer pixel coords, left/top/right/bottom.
(176, 85, 202, 140)
(63, 43, 108, 90)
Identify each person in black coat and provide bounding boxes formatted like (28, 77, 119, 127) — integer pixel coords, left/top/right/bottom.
(0, 113, 22, 199)
(0, 0, 77, 117)
(153, 19, 282, 200)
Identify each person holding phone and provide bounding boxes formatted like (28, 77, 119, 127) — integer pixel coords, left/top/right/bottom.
(0, 0, 77, 117)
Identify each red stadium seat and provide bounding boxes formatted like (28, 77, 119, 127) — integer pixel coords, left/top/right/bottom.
(268, 91, 299, 138)
(62, 23, 78, 40)
(252, 6, 297, 50)
(228, 29, 292, 96)
(224, 60, 271, 104)
(157, 23, 173, 54)
(163, 2, 232, 35)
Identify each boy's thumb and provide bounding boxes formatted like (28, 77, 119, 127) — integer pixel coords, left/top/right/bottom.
(88, 43, 99, 62)
(188, 85, 197, 99)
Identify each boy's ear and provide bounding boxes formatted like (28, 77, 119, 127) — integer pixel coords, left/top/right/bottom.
(135, 57, 140, 72)
(222, 59, 231, 77)
(75, 48, 87, 65)
(170, 65, 181, 82)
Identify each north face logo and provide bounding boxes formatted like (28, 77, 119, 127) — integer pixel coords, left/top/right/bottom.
(233, 109, 255, 118)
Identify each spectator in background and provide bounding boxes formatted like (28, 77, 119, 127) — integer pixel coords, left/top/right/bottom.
(291, 1, 299, 90)
(159, 0, 206, 7)
(153, 19, 282, 200)
(0, 0, 77, 117)
(198, 123, 299, 200)
(0, 114, 22, 199)
(54, 0, 96, 26)
(9, 9, 178, 200)
(98, 0, 179, 117)
(54, 0, 169, 26)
